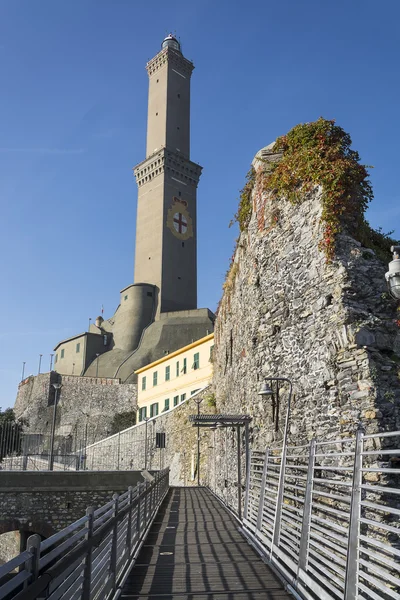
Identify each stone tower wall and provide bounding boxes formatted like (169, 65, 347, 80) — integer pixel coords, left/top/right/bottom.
(134, 41, 201, 316)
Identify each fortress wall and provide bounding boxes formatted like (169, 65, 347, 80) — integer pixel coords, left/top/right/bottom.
(212, 184, 400, 454)
(13, 373, 137, 447)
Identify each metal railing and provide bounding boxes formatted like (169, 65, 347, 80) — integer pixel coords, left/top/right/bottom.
(242, 429, 400, 600)
(0, 421, 109, 472)
(0, 469, 169, 600)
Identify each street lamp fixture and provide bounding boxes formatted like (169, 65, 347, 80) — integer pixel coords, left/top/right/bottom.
(258, 381, 274, 396)
(49, 382, 62, 471)
(385, 246, 400, 300)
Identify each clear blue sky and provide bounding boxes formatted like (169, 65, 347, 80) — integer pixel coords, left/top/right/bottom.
(1, 0, 399, 409)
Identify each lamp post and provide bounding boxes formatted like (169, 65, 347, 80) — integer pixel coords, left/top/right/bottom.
(259, 377, 293, 548)
(193, 396, 203, 486)
(95, 354, 99, 378)
(143, 416, 150, 470)
(49, 382, 62, 471)
(385, 246, 400, 299)
(21, 362, 26, 381)
(88, 317, 92, 331)
(38, 354, 42, 375)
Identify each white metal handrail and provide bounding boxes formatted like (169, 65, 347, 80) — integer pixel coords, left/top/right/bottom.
(0, 469, 169, 600)
(242, 430, 400, 600)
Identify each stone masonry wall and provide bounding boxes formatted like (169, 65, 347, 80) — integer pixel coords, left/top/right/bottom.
(0, 532, 19, 566)
(0, 471, 145, 539)
(212, 156, 400, 453)
(13, 372, 137, 449)
(85, 388, 215, 486)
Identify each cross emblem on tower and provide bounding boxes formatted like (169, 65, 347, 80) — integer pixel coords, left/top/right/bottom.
(173, 213, 188, 234)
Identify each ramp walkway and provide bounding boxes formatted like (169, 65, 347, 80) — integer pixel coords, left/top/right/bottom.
(121, 487, 291, 599)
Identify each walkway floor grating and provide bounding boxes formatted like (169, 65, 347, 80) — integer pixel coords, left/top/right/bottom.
(120, 487, 293, 600)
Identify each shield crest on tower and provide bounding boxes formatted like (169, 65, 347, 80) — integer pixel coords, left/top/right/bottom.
(167, 197, 193, 240)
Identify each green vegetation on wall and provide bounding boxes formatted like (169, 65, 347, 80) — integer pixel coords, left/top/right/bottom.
(110, 411, 136, 435)
(234, 167, 256, 233)
(0, 408, 25, 460)
(233, 118, 396, 262)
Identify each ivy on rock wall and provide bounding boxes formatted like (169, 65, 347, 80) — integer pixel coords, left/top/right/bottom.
(233, 118, 396, 263)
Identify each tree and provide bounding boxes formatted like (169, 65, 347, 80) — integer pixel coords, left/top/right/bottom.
(110, 411, 136, 435)
(0, 408, 25, 461)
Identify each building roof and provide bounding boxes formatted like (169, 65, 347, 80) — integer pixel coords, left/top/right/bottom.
(53, 331, 102, 351)
(189, 414, 252, 427)
(135, 333, 214, 374)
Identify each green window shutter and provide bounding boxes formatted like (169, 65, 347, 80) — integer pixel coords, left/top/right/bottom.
(55, 354, 58, 364)
(183, 358, 187, 374)
(164, 398, 170, 411)
(150, 403, 159, 417)
(165, 365, 170, 381)
(180, 393, 186, 403)
(76, 343, 80, 353)
(173, 395, 179, 406)
(61, 349, 65, 359)
(193, 352, 200, 369)
(176, 361, 179, 377)
(153, 371, 158, 386)
(142, 376, 146, 391)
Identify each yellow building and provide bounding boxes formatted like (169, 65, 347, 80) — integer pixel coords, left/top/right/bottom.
(135, 333, 214, 421)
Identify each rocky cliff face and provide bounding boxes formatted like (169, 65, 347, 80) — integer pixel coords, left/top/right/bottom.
(213, 157, 399, 452)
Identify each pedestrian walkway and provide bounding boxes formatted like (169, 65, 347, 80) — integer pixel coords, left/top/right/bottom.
(120, 487, 292, 599)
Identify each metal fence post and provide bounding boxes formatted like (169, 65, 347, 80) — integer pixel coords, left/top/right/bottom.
(257, 448, 270, 532)
(243, 448, 252, 520)
(136, 483, 142, 541)
(126, 487, 133, 557)
(25, 534, 41, 589)
(143, 482, 149, 528)
(151, 480, 155, 515)
(81, 506, 94, 600)
(117, 432, 121, 471)
(272, 443, 288, 550)
(110, 493, 119, 592)
(298, 439, 316, 574)
(344, 428, 363, 600)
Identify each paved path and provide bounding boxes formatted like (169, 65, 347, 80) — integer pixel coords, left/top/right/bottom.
(121, 487, 292, 600)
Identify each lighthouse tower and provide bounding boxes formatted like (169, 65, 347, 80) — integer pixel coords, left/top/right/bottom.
(50, 35, 214, 382)
(133, 34, 202, 316)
